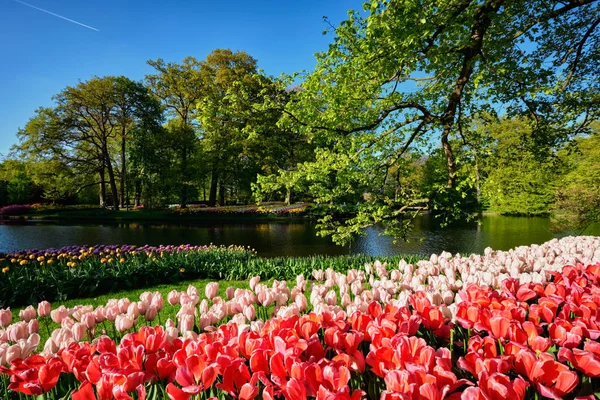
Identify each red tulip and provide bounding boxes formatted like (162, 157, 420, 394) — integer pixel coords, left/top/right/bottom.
(73, 381, 96, 400)
(239, 383, 259, 400)
(7, 356, 63, 395)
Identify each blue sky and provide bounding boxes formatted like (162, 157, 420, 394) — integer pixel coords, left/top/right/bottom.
(0, 0, 364, 157)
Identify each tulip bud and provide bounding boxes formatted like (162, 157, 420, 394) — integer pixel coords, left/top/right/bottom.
(5, 344, 22, 364)
(19, 305, 36, 322)
(28, 319, 39, 334)
(167, 290, 180, 306)
(37, 301, 51, 318)
(81, 313, 96, 329)
(137, 301, 148, 315)
(324, 290, 337, 306)
(205, 282, 218, 300)
(243, 305, 256, 321)
(249, 276, 260, 291)
(0, 308, 12, 328)
(50, 306, 69, 324)
(145, 305, 158, 322)
(178, 314, 195, 333)
(226, 287, 235, 300)
(117, 298, 131, 314)
(104, 306, 119, 322)
(127, 302, 140, 319)
(72, 322, 87, 341)
(115, 314, 134, 333)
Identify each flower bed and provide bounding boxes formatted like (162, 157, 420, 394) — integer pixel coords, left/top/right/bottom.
(171, 203, 309, 216)
(0, 244, 255, 307)
(0, 245, 421, 308)
(0, 236, 599, 399)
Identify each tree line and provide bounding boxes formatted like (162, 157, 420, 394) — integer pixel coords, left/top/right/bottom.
(1, 0, 599, 243)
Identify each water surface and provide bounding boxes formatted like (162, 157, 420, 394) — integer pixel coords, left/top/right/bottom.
(0, 215, 597, 257)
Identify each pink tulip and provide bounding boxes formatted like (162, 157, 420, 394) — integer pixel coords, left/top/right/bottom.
(249, 276, 260, 291)
(93, 306, 106, 323)
(61, 317, 74, 330)
(258, 291, 274, 307)
(179, 293, 192, 306)
(178, 314, 195, 333)
(138, 292, 151, 304)
(151, 292, 164, 310)
(5, 344, 22, 364)
(145, 305, 158, 322)
(81, 313, 96, 329)
(28, 319, 39, 334)
(199, 299, 209, 314)
(51, 306, 69, 324)
(168, 290, 180, 306)
(137, 300, 148, 315)
(7, 321, 28, 342)
(186, 286, 200, 305)
(19, 305, 36, 322)
(37, 301, 51, 318)
(104, 306, 119, 322)
(127, 302, 140, 319)
(115, 314, 134, 333)
(243, 305, 256, 321)
(72, 322, 87, 341)
(226, 287, 235, 300)
(198, 315, 212, 331)
(165, 318, 176, 329)
(165, 327, 179, 342)
(324, 290, 337, 306)
(295, 294, 308, 311)
(0, 308, 12, 328)
(118, 298, 131, 314)
(0, 343, 8, 365)
(205, 282, 218, 300)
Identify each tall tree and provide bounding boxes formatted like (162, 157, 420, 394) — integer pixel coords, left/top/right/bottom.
(264, 0, 599, 244)
(15, 77, 162, 209)
(146, 57, 204, 208)
(196, 49, 261, 206)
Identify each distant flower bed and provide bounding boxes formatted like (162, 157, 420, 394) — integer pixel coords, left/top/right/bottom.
(172, 202, 308, 216)
(0, 244, 255, 307)
(0, 236, 599, 399)
(0, 204, 32, 216)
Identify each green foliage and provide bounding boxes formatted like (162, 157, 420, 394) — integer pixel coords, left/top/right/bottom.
(554, 126, 600, 229)
(478, 118, 558, 216)
(255, 0, 599, 244)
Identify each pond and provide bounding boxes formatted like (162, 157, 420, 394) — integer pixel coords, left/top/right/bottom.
(0, 215, 598, 257)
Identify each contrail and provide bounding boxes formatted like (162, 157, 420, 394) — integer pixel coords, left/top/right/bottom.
(11, 0, 99, 31)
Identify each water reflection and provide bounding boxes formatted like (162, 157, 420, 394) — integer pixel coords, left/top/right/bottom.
(0, 215, 598, 257)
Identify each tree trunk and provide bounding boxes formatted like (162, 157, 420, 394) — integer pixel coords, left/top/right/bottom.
(180, 145, 188, 208)
(209, 165, 218, 207)
(285, 187, 292, 205)
(120, 133, 126, 209)
(103, 148, 120, 210)
(99, 164, 106, 207)
(219, 182, 225, 206)
(474, 148, 481, 206)
(134, 179, 142, 207)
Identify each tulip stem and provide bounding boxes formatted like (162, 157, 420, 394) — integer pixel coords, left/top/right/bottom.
(2, 374, 8, 400)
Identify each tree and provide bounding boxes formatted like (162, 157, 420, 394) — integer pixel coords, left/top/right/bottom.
(196, 49, 262, 206)
(478, 118, 559, 215)
(14, 77, 162, 209)
(262, 0, 599, 244)
(554, 123, 600, 229)
(146, 57, 204, 208)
